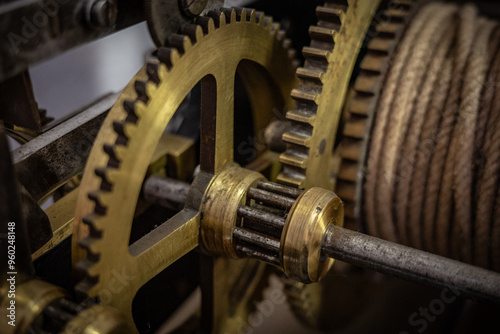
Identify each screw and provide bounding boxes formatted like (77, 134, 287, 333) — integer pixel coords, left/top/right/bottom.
(86, 0, 117, 28)
(182, 0, 208, 18)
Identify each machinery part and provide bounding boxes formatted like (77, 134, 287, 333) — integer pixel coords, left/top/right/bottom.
(72, 8, 298, 330)
(200, 165, 264, 258)
(182, 0, 209, 18)
(0, 71, 42, 134)
(322, 225, 500, 304)
(142, 175, 190, 211)
(0, 279, 65, 334)
(277, 0, 382, 189)
(0, 125, 34, 285)
(281, 186, 343, 283)
(0, 0, 144, 82)
(85, 0, 118, 29)
(153, 166, 500, 302)
(13, 93, 118, 202)
(200, 165, 341, 283)
(62, 304, 132, 334)
(0, 278, 131, 334)
(145, 0, 224, 47)
(336, 0, 420, 226)
(18, 182, 53, 252)
(339, 1, 500, 269)
(275, 0, 384, 327)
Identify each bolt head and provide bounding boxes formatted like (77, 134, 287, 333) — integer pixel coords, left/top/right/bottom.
(88, 0, 117, 28)
(182, 0, 208, 18)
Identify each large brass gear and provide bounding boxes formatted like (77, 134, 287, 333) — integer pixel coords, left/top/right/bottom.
(71, 8, 298, 331)
(276, 0, 382, 190)
(277, 0, 384, 328)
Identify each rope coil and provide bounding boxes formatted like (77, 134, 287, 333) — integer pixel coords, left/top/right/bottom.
(364, 2, 500, 270)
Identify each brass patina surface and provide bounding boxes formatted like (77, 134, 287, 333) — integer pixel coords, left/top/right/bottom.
(71, 8, 297, 331)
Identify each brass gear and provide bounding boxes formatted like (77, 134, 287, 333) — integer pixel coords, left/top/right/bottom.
(278, 0, 383, 328)
(276, 0, 382, 190)
(71, 8, 298, 331)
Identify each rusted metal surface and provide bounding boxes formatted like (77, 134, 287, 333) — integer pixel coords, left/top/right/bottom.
(13, 93, 117, 201)
(142, 175, 190, 211)
(0, 0, 144, 82)
(246, 187, 296, 210)
(322, 225, 500, 304)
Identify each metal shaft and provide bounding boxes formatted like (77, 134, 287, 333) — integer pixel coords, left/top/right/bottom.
(322, 225, 500, 303)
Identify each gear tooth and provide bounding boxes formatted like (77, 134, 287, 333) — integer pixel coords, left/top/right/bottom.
(343, 118, 367, 139)
(282, 131, 312, 147)
(255, 11, 265, 25)
(183, 23, 204, 43)
(103, 144, 122, 167)
(302, 46, 330, 62)
(262, 16, 273, 29)
(95, 167, 113, 191)
(145, 81, 158, 99)
(348, 96, 373, 116)
(286, 110, 316, 126)
(279, 151, 308, 169)
(87, 190, 110, 213)
(146, 62, 161, 85)
(276, 29, 286, 41)
(360, 53, 388, 74)
(277, 170, 305, 188)
(95, 167, 121, 191)
(157, 63, 169, 81)
(157, 47, 180, 69)
(133, 100, 148, 119)
(84, 261, 102, 280)
(75, 258, 99, 281)
(288, 48, 297, 61)
(195, 15, 215, 34)
(74, 276, 93, 298)
(146, 62, 160, 85)
(367, 38, 392, 54)
(233, 7, 246, 22)
(337, 161, 358, 182)
(113, 121, 136, 142)
(168, 34, 192, 55)
(291, 88, 319, 105)
(309, 25, 338, 43)
(282, 38, 292, 49)
(296, 67, 324, 83)
(122, 100, 140, 124)
(248, 9, 257, 23)
(228, 8, 237, 23)
(353, 75, 378, 95)
(134, 80, 149, 103)
(79, 235, 102, 255)
(316, 5, 346, 26)
(271, 22, 280, 34)
(83, 212, 107, 232)
(376, 22, 403, 36)
(208, 10, 227, 28)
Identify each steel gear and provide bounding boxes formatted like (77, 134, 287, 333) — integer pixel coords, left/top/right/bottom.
(277, 0, 382, 190)
(71, 8, 298, 331)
